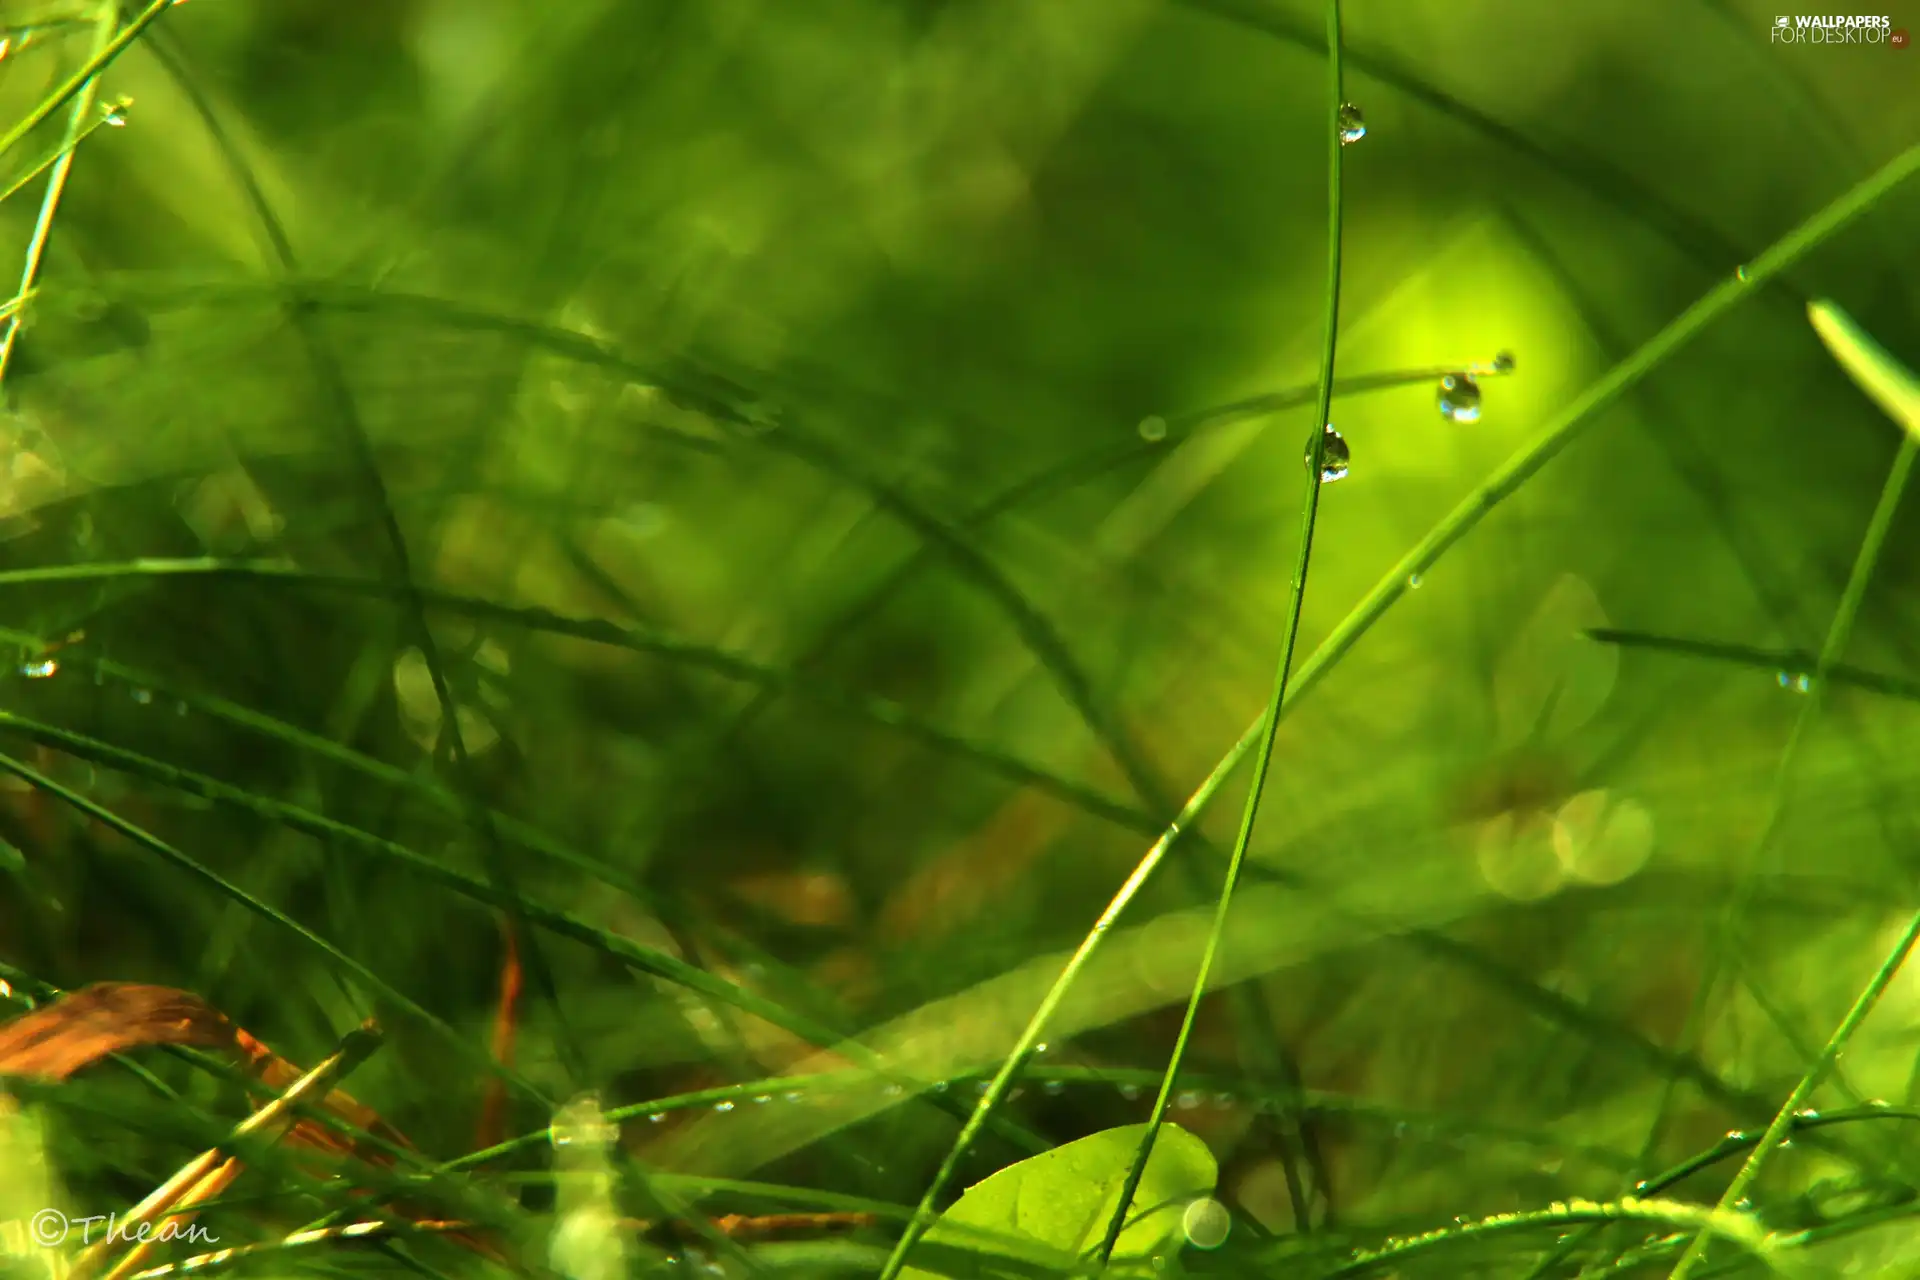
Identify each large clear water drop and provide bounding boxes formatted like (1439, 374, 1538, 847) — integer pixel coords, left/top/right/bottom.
(1306, 424, 1349, 483)
(1438, 373, 1482, 423)
(1336, 103, 1366, 144)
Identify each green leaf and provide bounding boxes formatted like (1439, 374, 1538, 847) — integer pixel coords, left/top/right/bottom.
(900, 1124, 1217, 1280)
(1809, 298, 1920, 440)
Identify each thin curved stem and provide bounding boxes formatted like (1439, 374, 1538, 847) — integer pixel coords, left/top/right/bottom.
(1093, 0, 1346, 1262)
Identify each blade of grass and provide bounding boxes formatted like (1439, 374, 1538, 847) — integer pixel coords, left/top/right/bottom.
(1808, 298, 1920, 439)
(1588, 628, 1920, 704)
(0, 0, 116, 388)
(1096, 0, 1345, 1260)
(0, 0, 169, 163)
(0, 561, 1152, 837)
(1664, 407, 1920, 1278)
(0, 747, 555, 1109)
(143, 27, 591, 1099)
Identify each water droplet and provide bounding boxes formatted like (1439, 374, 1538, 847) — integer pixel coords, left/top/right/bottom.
(931, 1080, 948, 1093)
(1138, 416, 1167, 442)
(131, 688, 152, 705)
(1793, 1108, 1819, 1121)
(1176, 1090, 1201, 1110)
(648, 1112, 665, 1123)
(1725, 1130, 1750, 1143)
(782, 1090, 802, 1103)
(712, 1100, 734, 1112)
(20, 660, 56, 679)
(1336, 103, 1366, 144)
(753, 1094, 771, 1105)
(1777, 670, 1812, 693)
(1119, 1083, 1141, 1100)
(974, 1080, 990, 1096)
(1033, 1043, 1049, 1055)
(884, 1082, 903, 1098)
(1438, 373, 1483, 423)
(1491, 350, 1516, 374)
(1408, 573, 1423, 589)
(1736, 264, 1751, 282)
(1306, 423, 1350, 483)
(101, 98, 130, 128)
(1182, 1198, 1232, 1250)
(1044, 1080, 1064, 1096)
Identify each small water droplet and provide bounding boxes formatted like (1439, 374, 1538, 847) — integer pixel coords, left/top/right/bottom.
(1491, 350, 1516, 374)
(1044, 1080, 1064, 1096)
(1408, 573, 1423, 589)
(1779, 1136, 1794, 1148)
(1732, 1197, 1754, 1212)
(713, 1100, 735, 1112)
(1869, 1098, 1892, 1109)
(1793, 1108, 1819, 1121)
(1336, 102, 1366, 144)
(1181, 1198, 1231, 1250)
(1437, 373, 1483, 423)
(1306, 423, 1350, 483)
(753, 1094, 771, 1105)
(1777, 670, 1812, 694)
(101, 98, 130, 128)
(1033, 1043, 1049, 1055)
(1119, 1083, 1141, 1100)
(782, 1090, 803, 1103)
(1736, 264, 1751, 282)
(931, 1080, 948, 1093)
(974, 1080, 990, 1096)
(648, 1112, 665, 1123)
(20, 660, 56, 679)
(131, 688, 152, 705)
(1137, 416, 1167, 442)
(884, 1082, 903, 1098)
(1176, 1090, 1201, 1110)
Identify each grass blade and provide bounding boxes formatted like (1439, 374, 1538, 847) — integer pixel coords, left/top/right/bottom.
(1807, 298, 1920, 439)
(1094, 0, 1347, 1261)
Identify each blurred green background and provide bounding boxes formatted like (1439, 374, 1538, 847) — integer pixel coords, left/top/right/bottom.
(0, 0, 1918, 1268)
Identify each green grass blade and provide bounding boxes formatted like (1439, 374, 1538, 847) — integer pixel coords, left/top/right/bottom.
(0, 0, 170, 162)
(1664, 431, 1919, 1277)
(0, 747, 552, 1108)
(1094, 0, 1346, 1261)
(1808, 299, 1920, 439)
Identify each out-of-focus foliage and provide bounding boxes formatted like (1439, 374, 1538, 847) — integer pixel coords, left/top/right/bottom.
(0, 0, 1912, 1277)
